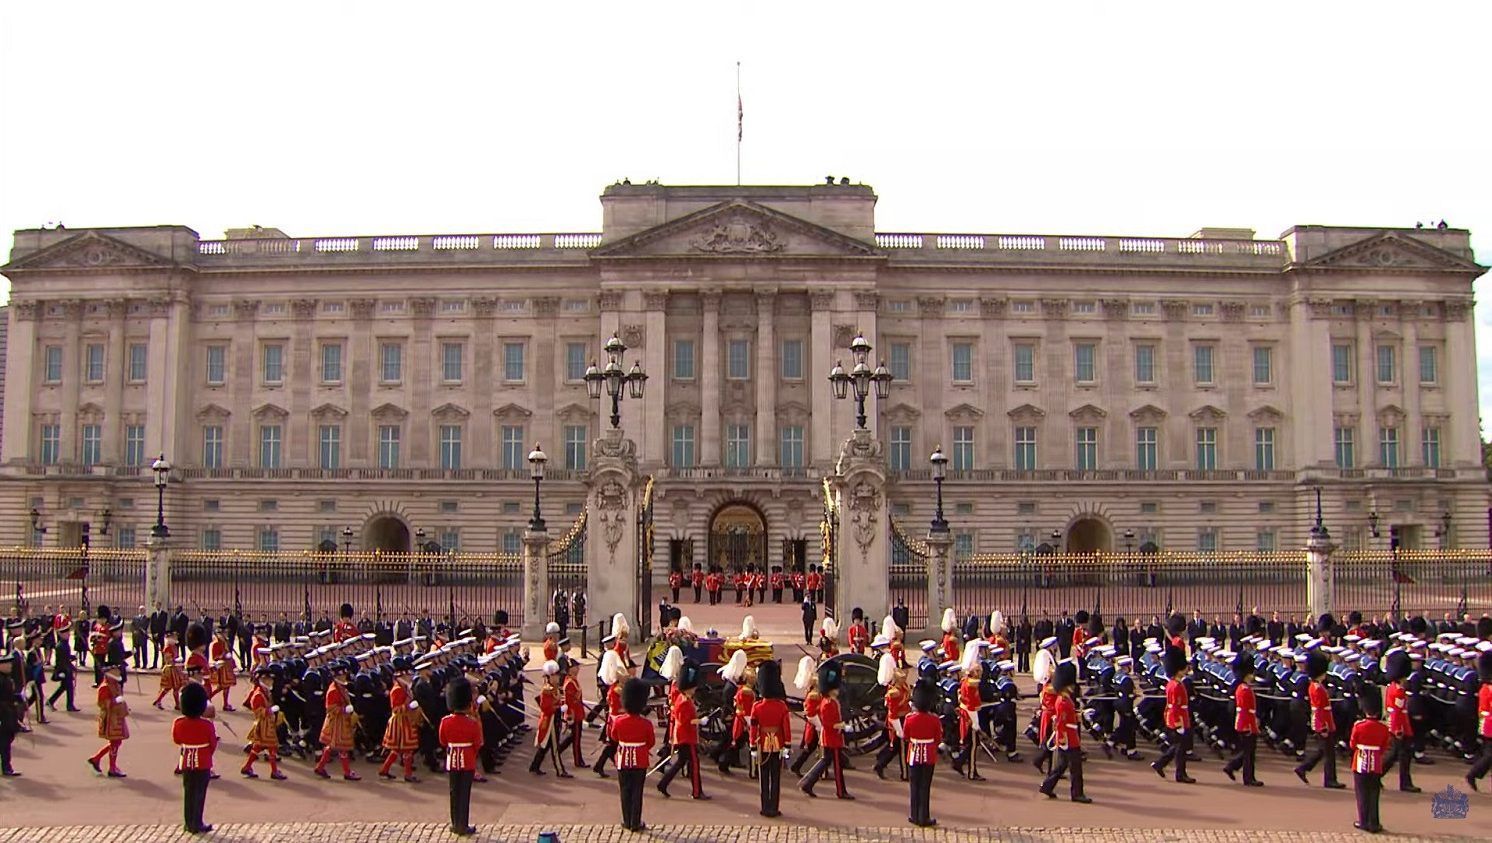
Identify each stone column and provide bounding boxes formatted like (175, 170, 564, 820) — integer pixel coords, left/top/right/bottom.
(925, 527, 953, 641)
(755, 291, 776, 465)
(1443, 300, 1478, 466)
(1355, 302, 1379, 466)
(809, 291, 836, 467)
(59, 300, 82, 462)
(410, 298, 437, 466)
(1304, 497, 1336, 620)
(1401, 315, 1421, 465)
(521, 527, 550, 640)
(144, 534, 172, 611)
(103, 299, 127, 463)
(1, 301, 38, 466)
(831, 428, 889, 621)
(701, 291, 721, 466)
(348, 298, 377, 464)
(642, 292, 669, 468)
(585, 428, 641, 642)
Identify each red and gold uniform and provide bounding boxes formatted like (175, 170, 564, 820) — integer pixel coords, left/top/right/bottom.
(904, 706, 942, 825)
(1163, 677, 1190, 731)
(251, 632, 269, 669)
(154, 640, 185, 707)
(1478, 682, 1492, 739)
(210, 637, 236, 711)
(1308, 679, 1335, 735)
(440, 709, 482, 772)
(379, 679, 422, 780)
(846, 621, 869, 655)
(88, 673, 129, 776)
(1037, 684, 1057, 746)
(185, 649, 215, 697)
(610, 710, 656, 830)
(173, 712, 219, 832)
(769, 570, 784, 596)
(90, 620, 111, 662)
(731, 684, 756, 743)
(333, 619, 358, 644)
(668, 570, 683, 598)
(542, 637, 560, 663)
(1350, 713, 1392, 830)
(888, 638, 905, 669)
(562, 672, 586, 766)
(791, 687, 822, 775)
(956, 675, 981, 743)
(802, 694, 849, 797)
(1385, 681, 1412, 739)
(242, 682, 283, 779)
(942, 631, 962, 664)
(1235, 682, 1258, 736)
(314, 677, 361, 779)
(658, 692, 703, 797)
(534, 683, 561, 747)
(1052, 692, 1080, 750)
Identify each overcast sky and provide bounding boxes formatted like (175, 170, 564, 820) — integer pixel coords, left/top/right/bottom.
(2, 2, 1489, 426)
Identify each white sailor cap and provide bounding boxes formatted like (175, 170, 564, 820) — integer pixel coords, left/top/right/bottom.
(937, 659, 960, 672)
(1280, 652, 1297, 661)
(1437, 632, 1458, 641)
(918, 639, 938, 653)
(1196, 637, 1216, 646)
(1039, 636, 1059, 650)
(871, 634, 892, 649)
(1084, 636, 1102, 647)
(1477, 641, 1492, 653)
(996, 660, 1016, 672)
(1115, 656, 1134, 667)
(1362, 640, 1383, 651)
(1295, 634, 1314, 643)
(1344, 635, 1362, 644)
(1407, 652, 1425, 662)
(1303, 639, 1323, 651)
(1271, 646, 1292, 657)
(988, 646, 1007, 658)
(1458, 636, 1479, 647)
(601, 634, 616, 645)
(1408, 639, 1427, 650)
(1145, 643, 1163, 654)
(1142, 637, 1158, 646)
(1218, 649, 1236, 660)
(1322, 645, 1344, 655)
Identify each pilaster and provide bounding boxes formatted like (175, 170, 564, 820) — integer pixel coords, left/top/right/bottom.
(831, 428, 889, 622)
(521, 528, 550, 639)
(585, 428, 642, 641)
(755, 291, 776, 464)
(701, 291, 722, 466)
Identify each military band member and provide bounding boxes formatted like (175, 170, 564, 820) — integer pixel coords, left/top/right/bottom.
(1031, 647, 1059, 774)
(747, 659, 791, 817)
(87, 653, 130, 778)
(314, 660, 361, 780)
(173, 682, 219, 834)
(542, 622, 561, 662)
(938, 609, 962, 664)
(154, 629, 185, 709)
(1380, 650, 1418, 792)
(955, 641, 985, 781)
(1040, 660, 1091, 803)
(1467, 650, 1492, 791)
(714, 650, 754, 775)
(658, 659, 709, 799)
(89, 606, 113, 688)
(1222, 651, 1263, 786)
(1152, 647, 1196, 783)
(799, 660, 851, 799)
(883, 614, 906, 669)
(789, 656, 821, 777)
(333, 603, 359, 644)
(873, 652, 908, 780)
(591, 650, 630, 777)
(1294, 651, 1344, 788)
(241, 666, 286, 780)
(209, 627, 237, 712)
(528, 659, 570, 776)
(556, 656, 588, 768)
(379, 656, 422, 782)
(818, 616, 840, 659)
(1349, 686, 1391, 833)
(439, 677, 481, 836)
(846, 608, 870, 655)
(612, 678, 656, 831)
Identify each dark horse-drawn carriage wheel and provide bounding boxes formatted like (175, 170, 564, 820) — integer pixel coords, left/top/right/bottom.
(824, 653, 887, 755)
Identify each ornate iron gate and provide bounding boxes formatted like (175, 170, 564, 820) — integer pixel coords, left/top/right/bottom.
(889, 517, 930, 629)
(820, 478, 838, 614)
(637, 477, 655, 635)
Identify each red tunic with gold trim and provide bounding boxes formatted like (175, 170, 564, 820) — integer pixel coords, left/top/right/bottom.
(96, 676, 129, 741)
(1163, 678, 1190, 731)
(769, 571, 785, 593)
(534, 684, 561, 745)
(439, 712, 482, 772)
(730, 685, 756, 742)
(173, 716, 218, 771)
(888, 640, 905, 669)
(1234, 682, 1258, 735)
(158, 642, 185, 692)
(562, 675, 584, 725)
(941, 632, 962, 664)
(333, 620, 358, 644)
(883, 684, 908, 742)
(185, 649, 215, 695)
(383, 681, 421, 752)
(90, 620, 111, 660)
(668, 570, 683, 591)
(749, 698, 791, 752)
(1037, 684, 1057, 744)
(319, 681, 357, 751)
(245, 684, 279, 748)
(1478, 684, 1492, 739)
(1308, 680, 1334, 735)
(604, 681, 624, 740)
(210, 638, 237, 691)
(846, 622, 870, 655)
(1386, 681, 1412, 738)
(1052, 692, 1080, 750)
(957, 675, 981, 741)
(251, 633, 269, 669)
(818, 696, 844, 749)
(610, 713, 655, 769)
(542, 638, 559, 663)
(1350, 717, 1391, 775)
(801, 690, 822, 744)
(904, 710, 941, 765)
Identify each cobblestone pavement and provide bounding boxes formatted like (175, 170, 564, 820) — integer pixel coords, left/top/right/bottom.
(0, 825, 1479, 843)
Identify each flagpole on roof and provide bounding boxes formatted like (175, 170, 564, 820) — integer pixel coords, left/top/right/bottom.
(736, 61, 742, 186)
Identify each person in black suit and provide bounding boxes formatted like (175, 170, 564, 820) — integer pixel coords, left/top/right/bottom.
(148, 605, 168, 669)
(1186, 611, 1207, 648)
(1015, 615, 1033, 673)
(892, 600, 910, 634)
(171, 606, 189, 644)
(1227, 614, 1244, 650)
(1285, 615, 1301, 642)
(46, 637, 79, 711)
(395, 613, 413, 641)
(1266, 612, 1285, 647)
(1112, 617, 1129, 652)
(1145, 616, 1164, 646)
(131, 608, 148, 669)
(1033, 613, 1054, 650)
(1056, 612, 1075, 660)
(801, 599, 817, 645)
(1128, 625, 1143, 661)
(273, 613, 291, 643)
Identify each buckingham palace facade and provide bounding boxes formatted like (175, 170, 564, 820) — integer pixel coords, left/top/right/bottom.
(1, 181, 1487, 564)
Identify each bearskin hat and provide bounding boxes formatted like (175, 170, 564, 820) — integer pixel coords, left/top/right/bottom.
(1358, 683, 1382, 718)
(1479, 651, 1492, 682)
(1347, 611, 1363, 626)
(185, 621, 208, 652)
(851, 607, 864, 621)
(1074, 610, 1090, 626)
(621, 677, 649, 715)
(1305, 651, 1329, 679)
(1052, 659, 1078, 693)
(492, 610, 509, 627)
(1232, 652, 1255, 679)
(817, 659, 842, 695)
(678, 659, 701, 692)
(1384, 650, 1412, 683)
(1409, 616, 1428, 635)
(1246, 615, 1265, 636)
(180, 681, 209, 718)
(911, 678, 938, 713)
(1316, 613, 1336, 635)
(1163, 646, 1188, 676)
(1087, 615, 1105, 636)
(755, 659, 786, 700)
(96, 604, 111, 620)
(1166, 613, 1187, 636)
(445, 676, 473, 711)
(1478, 616, 1492, 640)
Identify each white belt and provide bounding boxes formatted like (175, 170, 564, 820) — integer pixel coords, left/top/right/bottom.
(910, 738, 935, 744)
(619, 741, 645, 747)
(182, 743, 210, 749)
(447, 742, 474, 747)
(1356, 744, 1381, 751)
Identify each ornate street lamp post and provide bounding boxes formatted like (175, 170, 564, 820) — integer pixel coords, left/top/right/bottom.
(150, 454, 171, 538)
(827, 332, 892, 430)
(929, 445, 949, 535)
(528, 443, 548, 532)
(584, 335, 647, 430)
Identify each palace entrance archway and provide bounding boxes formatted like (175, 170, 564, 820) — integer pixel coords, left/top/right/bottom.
(1066, 517, 1111, 554)
(365, 516, 411, 553)
(708, 502, 767, 573)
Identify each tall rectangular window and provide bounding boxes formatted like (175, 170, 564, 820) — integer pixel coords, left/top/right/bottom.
(725, 424, 751, 467)
(1379, 427, 1399, 468)
(257, 527, 279, 553)
(1193, 344, 1215, 385)
(779, 426, 804, 468)
(206, 345, 227, 385)
(1014, 426, 1037, 471)
(200, 529, 222, 551)
(501, 531, 522, 555)
(1422, 427, 1441, 468)
(202, 426, 223, 469)
(39, 424, 61, 465)
(84, 344, 105, 382)
(954, 532, 975, 560)
(1135, 426, 1158, 471)
(1418, 345, 1438, 384)
(502, 342, 525, 382)
(951, 343, 973, 383)
(889, 342, 911, 381)
(321, 343, 343, 382)
(1013, 343, 1035, 383)
(1073, 343, 1096, 383)
(564, 425, 587, 471)
(727, 339, 749, 380)
(1331, 343, 1352, 384)
(1197, 527, 1218, 553)
(952, 426, 975, 470)
(80, 424, 102, 466)
(441, 342, 464, 382)
(439, 425, 463, 470)
(889, 426, 912, 471)
(440, 530, 461, 553)
(1254, 427, 1276, 471)
(1334, 426, 1355, 469)
(1252, 346, 1273, 385)
(671, 425, 696, 467)
(565, 343, 587, 381)
(1195, 427, 1218, 471)
(1376, 344, 1396, 384)
(380, 342, 403, 383)
(44, 346, 63, 383)
(259, 425, 282, 469)
(318, 425, 341, 470)
(127, 343, 148, 382)
(378, 425, 401, 469)
(1256, 529, 1277, 552)
(1075, 426, 1097, 470)
(124, 425, 146, 467)
(673, 340, 695, 380)
(500, 425, 524, 470)
(1133, 344, 1155, 384)
(780, 339, 803, 380)
(261, 343, 284, 384)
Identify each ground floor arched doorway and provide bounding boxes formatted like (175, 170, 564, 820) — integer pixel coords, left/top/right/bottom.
(365, 515, 411, 553)
(708, 502, 767, 572)
(1066, 517, 1111, 554)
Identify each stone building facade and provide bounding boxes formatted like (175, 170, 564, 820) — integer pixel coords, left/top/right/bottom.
(1, 183, 1486, 567)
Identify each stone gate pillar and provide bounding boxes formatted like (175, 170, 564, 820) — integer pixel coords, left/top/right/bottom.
(145, 535, 172, 611)
(1304, 490, 1336, 620)
(830, 428, 889, 622)
(521, 528, 549, 640)
(925, 527, 953, 641)
(586, 428, 641, 642)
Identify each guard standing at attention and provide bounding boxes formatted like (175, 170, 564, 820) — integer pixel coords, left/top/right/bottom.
(611, 678, 656, 832)
(749, 659, 792, 817)
(904, 678, 943, 827)
(173, 682, 219, 835)
(1382, 650, 1419, 793)
(1349, 685, 1391, 833)
(439, 676, 481, 837)
(1151, 647, 1196, 783)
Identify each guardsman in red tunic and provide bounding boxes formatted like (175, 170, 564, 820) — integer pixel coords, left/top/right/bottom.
(799, 659, 851, 799)
(873, 653, 909, 780)
(658, 658, 709, 799)
(1033, 675, 1058, 774)
(883, 614, 905, 668)
(805, 567, 823, 603)
(846, 608, 870, 655)
(1466, 650, 1492, 791)
(314, 659, 361, 780)
(1039, 660, 1090, 802)
(89, 606, 113, 687)
(714, 652, 755, 775)
(1151, 647, 1196, 783)
(241, 666, 285, 780)
(439, 677, 482, 837)
(790, 569, 806, 603)
(904, 679, 943, 827)
(378, 656, 422, 781)
(690, 564, 705, 603)
(333, 603, 358, 644)
(769, 566, 785, 603)
(750, 660, 792, 817)
(209, 628, 237, 712)
(611, 678, 656, 831)
(705, 569, 722, 605)
(87, 655, 130, 777)
(173, 683, 219, 834)
(939, 608, 962, 665)
(1294, 651, 1343, 788)
(528, 660, 569, 776)
(590, 649, 631, 777)
(1380, 650, 1417, 792)
(789, 656, 821, 777)
(954, 642, 986, 781)
(542, 623, 561, 663)
(556, 656, 589, 767)
(1222, 652, 1263, 786)
(183, 623, 215, 699)
(153, 630, 185, 709)
(1349, 686, 1392, 833)
(668, 568, 683, 603)
(250, 628, 270, 671)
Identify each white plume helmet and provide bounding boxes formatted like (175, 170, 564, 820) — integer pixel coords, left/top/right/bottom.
(961, 639, 985, 674)
(882, 614, 901, 639)
(610, 613, 629, 638)
(544, 622, 560, 635)
(719, 649, 748, 683)
(598, 649, 625, 686)
(541, 659, 560, 676)
(659, 645, 684, 681)
(820, 616, 839, 640)
(793, 655, 816, 693)
(678, 616, 694, 634)
(741, 615, 758, 639)
(941, 607, 956, 633)
(989, 611, 1005, 635)
(877, 652, 898, 687)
